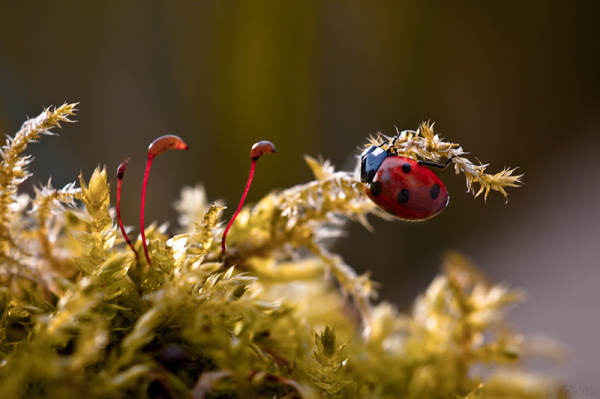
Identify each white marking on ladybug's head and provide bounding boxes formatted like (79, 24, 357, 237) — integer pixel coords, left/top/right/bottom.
(360, 145, 385, 159)
(372, 146, 386, 157)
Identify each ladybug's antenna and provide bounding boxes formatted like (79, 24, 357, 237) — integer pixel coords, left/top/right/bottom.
(388, 127, 402, 154)
(221, 140, 276, 255)
(140, 135, 189, 266)
(116, 158, 138, 259)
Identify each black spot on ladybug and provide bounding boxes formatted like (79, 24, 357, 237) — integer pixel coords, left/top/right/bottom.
(397, 189, 410, 204)
(402, 163, 411, 174)
(430, 184, 440, 200)
(369, 181, 383, 197)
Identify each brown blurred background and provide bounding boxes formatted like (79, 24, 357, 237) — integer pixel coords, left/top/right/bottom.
(1, 2, 598, 387)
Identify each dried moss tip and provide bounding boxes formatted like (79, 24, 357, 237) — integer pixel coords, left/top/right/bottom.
(369, 122, 523, 201)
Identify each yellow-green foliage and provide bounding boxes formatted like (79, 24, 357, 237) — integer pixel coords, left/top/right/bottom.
(0, 104, 558, 398)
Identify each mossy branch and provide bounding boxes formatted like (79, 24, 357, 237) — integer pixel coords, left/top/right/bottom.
(369, 122, 523, 201)
(0, 103, 77, 259)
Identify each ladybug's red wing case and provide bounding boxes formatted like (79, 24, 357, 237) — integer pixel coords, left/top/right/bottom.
(364, 156, 449, 221)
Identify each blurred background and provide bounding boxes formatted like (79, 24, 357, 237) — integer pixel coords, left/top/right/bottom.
(1, 2, 598, 387)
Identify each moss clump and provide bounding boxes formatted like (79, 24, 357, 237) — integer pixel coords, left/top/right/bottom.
(0, 104, 559, 398)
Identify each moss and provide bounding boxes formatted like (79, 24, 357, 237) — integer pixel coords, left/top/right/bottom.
(0, 104, 560, 398)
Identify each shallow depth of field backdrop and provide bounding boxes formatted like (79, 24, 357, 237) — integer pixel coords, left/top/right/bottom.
(1, 2, 598, 388)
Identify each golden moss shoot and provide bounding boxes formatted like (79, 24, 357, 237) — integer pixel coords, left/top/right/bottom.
(0, 105, 561, 399)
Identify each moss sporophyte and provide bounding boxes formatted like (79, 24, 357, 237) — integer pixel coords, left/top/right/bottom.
(0, 103, 565, 398)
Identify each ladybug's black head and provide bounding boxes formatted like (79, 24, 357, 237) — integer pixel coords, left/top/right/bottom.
(360, 145, 388, 183)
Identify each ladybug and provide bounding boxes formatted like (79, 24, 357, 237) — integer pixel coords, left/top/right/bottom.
(360, 138, 451, 221)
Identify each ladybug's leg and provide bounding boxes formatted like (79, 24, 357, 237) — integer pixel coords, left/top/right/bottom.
(389, 130, 401, 152)
(388, 126, 413, 154)
(418, 156, 454, 169)
(376, 132, 391, 150)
